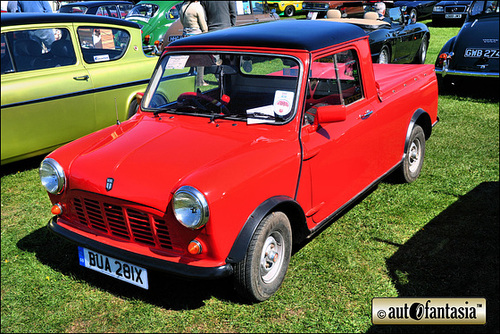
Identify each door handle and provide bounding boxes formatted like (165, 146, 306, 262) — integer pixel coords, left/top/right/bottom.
(359, 110, 373, 119)
(73, 75, 89, 81)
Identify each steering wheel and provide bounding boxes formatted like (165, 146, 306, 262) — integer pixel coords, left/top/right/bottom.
(177, 92, 229, 114)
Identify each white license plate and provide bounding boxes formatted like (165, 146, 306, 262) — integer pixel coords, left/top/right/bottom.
(78, 247, 149, 289)
(464, 48, 500, 58)
(445, 14, 462, 18)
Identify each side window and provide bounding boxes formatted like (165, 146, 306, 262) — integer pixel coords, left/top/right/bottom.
(305, 49, 363, 124)
(118, 4, 133, 18)
(77, 27, 130, 63)
(4, 28, 75, 73)
(1, 34, 14, 74)
(96, 6, 119, 17)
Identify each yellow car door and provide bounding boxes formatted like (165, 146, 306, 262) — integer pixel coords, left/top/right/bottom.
(1, 23, 96, 165)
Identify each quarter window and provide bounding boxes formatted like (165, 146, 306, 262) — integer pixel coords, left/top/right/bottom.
(77, 27, 130, 63)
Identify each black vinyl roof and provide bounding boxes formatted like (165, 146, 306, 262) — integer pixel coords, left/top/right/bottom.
(169, 20, 367, 52)
(0, 12, 140, 29)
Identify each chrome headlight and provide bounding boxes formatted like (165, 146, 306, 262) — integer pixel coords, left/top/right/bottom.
(172, 186, 209, 229)
(39, 158, 66, 194)
(433, 6, 444, 12)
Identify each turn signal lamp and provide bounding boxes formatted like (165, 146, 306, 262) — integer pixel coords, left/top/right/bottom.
(188, 240, 203, 255)
(51, 203, 63, 215)
(144, 34, 151, 44)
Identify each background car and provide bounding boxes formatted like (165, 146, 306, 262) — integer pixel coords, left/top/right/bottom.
(267, 1, 304, 17)
(125, 1, 181, 49)
(432, 0, 473, 26)
(394, 0, 440, 21)
(435, 0, 499, 87)
(59, 1, 134, 18)
(302, 1, 365, 18)
(1, 13, 158, 165)
(164, 1, 279, 45)
(321, 5, 430, 64)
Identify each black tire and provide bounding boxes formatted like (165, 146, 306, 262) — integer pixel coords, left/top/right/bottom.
(398, 125, 426, 183)
(284, 5, 295, 17)
(127, 99, 139, 119)
(233, 211, 292, 302)
(378, 46, 390, 64)
(414, 35, 428, 64)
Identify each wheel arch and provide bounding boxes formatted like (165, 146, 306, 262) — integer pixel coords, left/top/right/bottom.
(226, 196, 307, 264)
(404, 108, 432, 153)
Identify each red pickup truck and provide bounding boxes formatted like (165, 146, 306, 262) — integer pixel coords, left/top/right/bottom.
(41, 20, 438, 302)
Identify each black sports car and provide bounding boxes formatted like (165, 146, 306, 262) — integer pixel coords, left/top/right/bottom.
(394, 0, 440, 21)
(58, 1, 134, 19)
(435, 0, 499, 84)
(323, 5, 430, 64)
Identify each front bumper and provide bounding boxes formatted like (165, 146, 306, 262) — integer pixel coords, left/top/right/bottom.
(48, 216, 234, 279)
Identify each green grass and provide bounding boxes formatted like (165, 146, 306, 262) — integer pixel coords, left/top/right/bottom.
(1, 21, 498, 333)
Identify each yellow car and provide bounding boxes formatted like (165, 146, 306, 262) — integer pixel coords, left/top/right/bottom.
(1, 13, 158, 165)
(267, 1, 304, 17)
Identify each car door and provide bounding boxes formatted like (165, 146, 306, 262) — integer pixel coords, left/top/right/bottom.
(297, 47, 380, 225)
(1, 24, 96, 164)
(75, 24, 152, 127)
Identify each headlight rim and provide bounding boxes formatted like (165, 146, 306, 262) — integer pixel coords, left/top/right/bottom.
(172, 185, 209, 230)
(39, 158, 66, 195)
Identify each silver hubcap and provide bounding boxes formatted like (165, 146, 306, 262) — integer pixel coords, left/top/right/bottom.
(260, 233, 284, 283)
(379, 49, 389, 64)
(408, 139, 421, 173)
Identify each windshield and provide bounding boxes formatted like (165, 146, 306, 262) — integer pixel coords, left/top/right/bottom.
(469, 1, 499, 16)
(126, 3, 158, 19)
(142, 52, 301, 124)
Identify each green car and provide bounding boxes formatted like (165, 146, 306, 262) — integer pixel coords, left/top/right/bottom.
(125, 1, 181, 48)
(1, 13, 158, 165)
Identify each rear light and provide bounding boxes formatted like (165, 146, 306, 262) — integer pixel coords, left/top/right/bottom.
(144, 34, 150, 44)
(437, 52, 454, 67)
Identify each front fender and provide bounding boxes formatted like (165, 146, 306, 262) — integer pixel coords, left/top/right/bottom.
(225, 196, 305, 264)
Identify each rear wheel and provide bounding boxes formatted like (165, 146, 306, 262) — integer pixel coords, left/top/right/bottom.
(378, 46, 390, 64)
(284, 5, 295, 17)
(398, 125, 426, 183)
(233, 211, 292, 302)
(414, 35, 428, 64)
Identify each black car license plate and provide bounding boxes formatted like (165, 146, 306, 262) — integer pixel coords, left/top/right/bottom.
(464, 48, 499, 58)
(78, 247, 149, 289)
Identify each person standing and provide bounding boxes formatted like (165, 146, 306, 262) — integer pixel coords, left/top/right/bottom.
(179, 1, 208, 37)
(8, 1, 52, 13)
(179, 1, 208, 86)
(200, 1, 236, 32)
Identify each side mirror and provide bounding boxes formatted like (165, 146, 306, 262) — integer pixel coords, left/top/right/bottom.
(315, 104, 346, 123)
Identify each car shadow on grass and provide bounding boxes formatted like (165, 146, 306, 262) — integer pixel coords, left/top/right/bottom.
(1, 155, 45, 177)
(17, 226, 243, 310)
(438, 77, 499, 103)
(367, 181, 499, 333)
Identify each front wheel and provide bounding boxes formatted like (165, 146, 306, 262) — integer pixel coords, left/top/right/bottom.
(284, 5, 295, 17)
(399, 125, 426, 183)
(233, 211, 292, 302)
(414, 35, 428, 64)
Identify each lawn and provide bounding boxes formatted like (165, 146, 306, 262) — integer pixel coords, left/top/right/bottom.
(1, 21, 498, 333)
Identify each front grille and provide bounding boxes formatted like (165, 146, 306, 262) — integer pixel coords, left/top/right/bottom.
(445, 6, 467, 13)
(73, 196, 174, 250)
(303, 2, 328, 11)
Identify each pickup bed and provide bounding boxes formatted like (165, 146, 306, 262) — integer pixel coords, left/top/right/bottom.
(42, 20, 438, 302)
